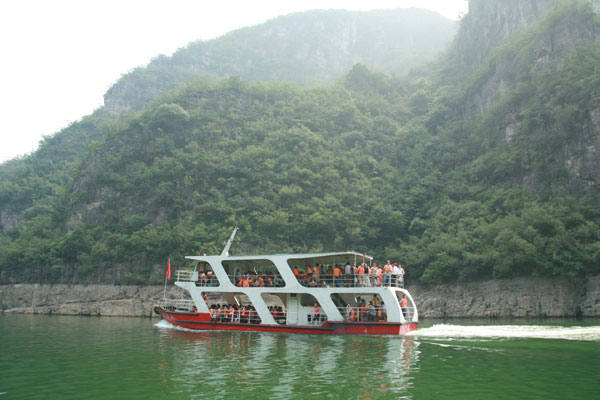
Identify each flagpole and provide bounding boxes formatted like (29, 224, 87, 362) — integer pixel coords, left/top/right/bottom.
(163, 259, 170, 300)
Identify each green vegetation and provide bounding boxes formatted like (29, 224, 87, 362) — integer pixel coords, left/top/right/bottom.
(1, 3, 599, 285)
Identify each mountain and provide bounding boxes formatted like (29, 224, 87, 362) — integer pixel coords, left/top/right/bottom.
(103, 8, 457, 114)
(1, 1, 599, 286)
(0, 7, 456, 232)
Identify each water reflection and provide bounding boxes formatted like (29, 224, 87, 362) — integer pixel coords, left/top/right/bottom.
(156, 327, 421, 398)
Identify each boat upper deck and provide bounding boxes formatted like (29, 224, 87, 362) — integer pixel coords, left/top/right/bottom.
(182, 251, 404, 292)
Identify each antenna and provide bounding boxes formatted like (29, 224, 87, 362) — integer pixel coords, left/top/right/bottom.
(221, 226, 239, 257)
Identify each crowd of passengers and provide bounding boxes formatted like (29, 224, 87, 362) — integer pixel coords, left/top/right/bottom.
(208, 303, 286, 324)
(293, 260, 405, 288)
(197, 261, 405, 288)
(345, 296, 387, 322)
(196, 270, 219, 287)
(234, 271, 285, 287)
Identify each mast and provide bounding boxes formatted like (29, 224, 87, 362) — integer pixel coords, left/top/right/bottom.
(221, 226, 239, 256)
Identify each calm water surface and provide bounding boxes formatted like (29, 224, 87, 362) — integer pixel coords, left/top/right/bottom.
(1, 314, 599, 399)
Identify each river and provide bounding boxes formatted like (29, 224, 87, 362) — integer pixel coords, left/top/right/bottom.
(1, 314, 599, 399)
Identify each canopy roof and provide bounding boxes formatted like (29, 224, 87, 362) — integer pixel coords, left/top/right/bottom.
(186, 251, 372, 266)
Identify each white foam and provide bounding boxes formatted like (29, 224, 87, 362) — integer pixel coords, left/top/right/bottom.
(154, 319, 176, 329)
(407, 324, 600, 341)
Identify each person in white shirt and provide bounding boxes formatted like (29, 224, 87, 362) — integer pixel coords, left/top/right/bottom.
(392, 264, 400, 287)
(399, 265, 405, 287)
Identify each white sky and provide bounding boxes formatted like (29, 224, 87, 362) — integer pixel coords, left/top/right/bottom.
(0, 0, 468, 163)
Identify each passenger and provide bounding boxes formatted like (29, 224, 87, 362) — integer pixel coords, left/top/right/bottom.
(314, 264, 320, 281)
(400, 295, 408, 319)
(364, 263, 371, 287)
(299, 270, 308, 286)
(360, 301, 367, 321)
(279, 306, 286, 321)
(367, 301, 376, 321)
(352, 264, 358, 287)
(358, 263, 369, 287)
(327, 265, 334, 286)
(314, 303, 320, 324)
(383, 261, 392, 286)
(293, 266, 300, 277)
(214, 304, 221, 322)
(222, 304, 230, 322)
(392, 263, 400, 287)
(370, 264, 378, 286)
(377, 267, 383, 286)
(333, 264, 342, 287)
(209, 305, 216, 321)
(198, 271, 207, 286)
(308, 275, 318, 287)
(350, 305, 359, 322)
(306, 265, 313, 276)
(344, 262, 352, 287)
(231, 305, 239, 323)
(346, 303, 352, 320)
(274, 275, 283, 287)
(399, 264, 405, 287)
(229, 304, 235, 322)
(240, 305, 249, 323)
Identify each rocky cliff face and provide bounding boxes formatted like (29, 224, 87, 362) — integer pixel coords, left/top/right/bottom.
(2, 275, 598, 318)
(460, 0, 598, 116)
(454, 0, 600, 200)
(456, 0, 562, 70)
(410, 275, 600, 318)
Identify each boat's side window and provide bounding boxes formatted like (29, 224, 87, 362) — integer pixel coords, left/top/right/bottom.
(195, 263, 221, 287)
(222, 260, 284, 288)
(329, 293, 387, 322)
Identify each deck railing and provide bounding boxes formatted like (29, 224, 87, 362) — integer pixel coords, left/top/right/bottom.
(157, 298, 196, 312)
(176, 270, 196, 282)
(177, 269, 406, 289)
(208, 273, 405, 289)
(335, 305, 415, 322)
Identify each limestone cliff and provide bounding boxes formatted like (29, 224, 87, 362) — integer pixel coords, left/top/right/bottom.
(449, 0, 600, 199)
(1, 275, 598, 318)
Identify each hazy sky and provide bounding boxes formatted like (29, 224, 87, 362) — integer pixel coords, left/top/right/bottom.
(0, 0, 468, 163)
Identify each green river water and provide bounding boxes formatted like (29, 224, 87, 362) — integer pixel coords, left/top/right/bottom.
(1, 314, 599, 399)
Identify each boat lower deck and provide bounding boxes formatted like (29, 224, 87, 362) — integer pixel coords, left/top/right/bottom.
(155, 307, 418, 335)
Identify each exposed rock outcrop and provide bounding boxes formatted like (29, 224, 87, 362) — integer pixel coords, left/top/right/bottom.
(1, 275, 598, 318)
(409, 275, 600, 318)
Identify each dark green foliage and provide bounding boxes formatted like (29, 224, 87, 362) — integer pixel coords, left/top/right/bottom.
(1, 3, 599, 284)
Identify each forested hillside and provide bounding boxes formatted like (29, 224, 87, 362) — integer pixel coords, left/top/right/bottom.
(1, 1, 599, 285)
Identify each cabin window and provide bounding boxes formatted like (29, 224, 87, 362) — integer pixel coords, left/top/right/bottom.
(222, 259, 284, 288)
(330, 292, 387, 322)
(195, 262, 220, 287)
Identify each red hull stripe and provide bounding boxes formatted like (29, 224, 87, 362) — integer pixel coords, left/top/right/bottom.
(156, 308, 417, 335)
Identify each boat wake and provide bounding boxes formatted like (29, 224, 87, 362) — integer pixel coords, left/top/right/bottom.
(154, 319, 177, 329)
(407, 324, 600, 341)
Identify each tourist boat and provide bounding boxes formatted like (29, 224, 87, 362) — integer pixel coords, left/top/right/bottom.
(154, 228, 418, 335)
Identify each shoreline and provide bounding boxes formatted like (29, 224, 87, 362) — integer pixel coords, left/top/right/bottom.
(1, 275, 598, 318)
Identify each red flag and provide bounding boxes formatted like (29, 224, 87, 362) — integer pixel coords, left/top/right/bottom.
(167, 259, 171, 281)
